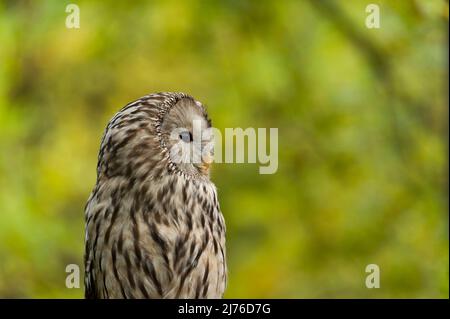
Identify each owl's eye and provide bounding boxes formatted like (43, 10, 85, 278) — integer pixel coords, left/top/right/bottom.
(179, 131, 193, 143)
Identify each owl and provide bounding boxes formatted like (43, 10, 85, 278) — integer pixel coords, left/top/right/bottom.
(84, 92, 227, 299)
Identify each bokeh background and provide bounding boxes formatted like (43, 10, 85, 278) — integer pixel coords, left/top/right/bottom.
(0, 0, 448, 298)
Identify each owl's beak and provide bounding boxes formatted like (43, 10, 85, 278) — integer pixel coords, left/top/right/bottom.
(199, 153, 213, 174)
(199, 162, 211, 174)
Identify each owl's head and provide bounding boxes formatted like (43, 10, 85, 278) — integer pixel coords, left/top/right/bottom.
(96, 93, 214, 183)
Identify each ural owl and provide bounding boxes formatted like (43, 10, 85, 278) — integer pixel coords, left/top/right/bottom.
(84, 92, 227, 298)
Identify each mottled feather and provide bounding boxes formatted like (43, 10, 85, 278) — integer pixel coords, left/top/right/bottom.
(84, 92, 226, 299)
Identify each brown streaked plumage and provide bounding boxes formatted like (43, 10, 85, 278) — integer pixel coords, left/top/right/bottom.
(84, 92, 226, 299)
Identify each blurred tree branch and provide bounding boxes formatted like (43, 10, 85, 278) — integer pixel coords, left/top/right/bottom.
(308, 0, 391, 82)
(308, 0, 447, 194)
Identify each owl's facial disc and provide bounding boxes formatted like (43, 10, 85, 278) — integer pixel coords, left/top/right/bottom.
(160, 97, 213, 177)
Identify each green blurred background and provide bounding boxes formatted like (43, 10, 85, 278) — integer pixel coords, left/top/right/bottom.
(0, 0, 448, 298)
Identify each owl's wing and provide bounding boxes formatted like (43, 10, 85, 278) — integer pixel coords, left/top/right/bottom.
(84, 192, 101, 299)
(84, 180, 226, 298)
(84, 258, 97, 299)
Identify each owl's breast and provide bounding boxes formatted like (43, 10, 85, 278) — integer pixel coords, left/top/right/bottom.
(141, 175, 227, 298)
